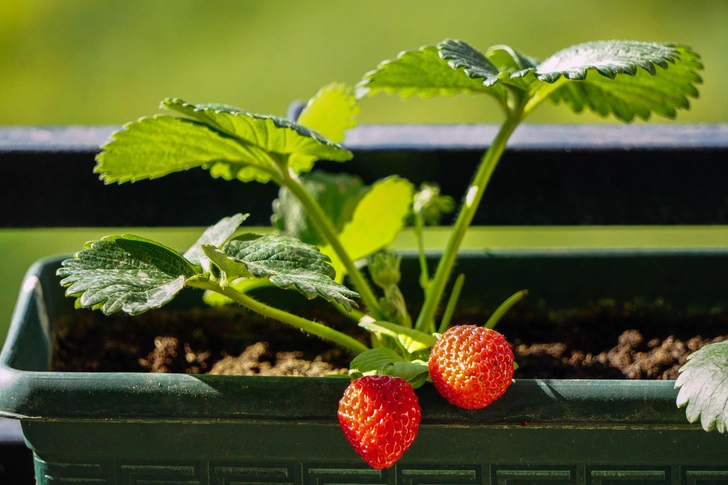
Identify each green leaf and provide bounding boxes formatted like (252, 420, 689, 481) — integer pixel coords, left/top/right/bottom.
(291, 83, 359, 174)
(439, 39, 539, 93)
(164, 98, 353, 177)
(350, 348, 407, 374)
(57, 235, 197, 315)
(95, 116, 270, 184)
(536, 41, 702, 121)
(200, 245, 253, 285)
(356, 44, 506, 103)
(536, 41, 698, 82)
(676, 341, 728, 433)
(360, 39, 701, 122)
(184, 213, 248, 266)
(438, 39, 501, 87)
(359, 320, 437, 353)
(271, 171, 364, 246)
(95, 98, 354, 186)
(209, 233, 359, 311)
(321, 176, 414, 280)
(296, 83, 359, 143)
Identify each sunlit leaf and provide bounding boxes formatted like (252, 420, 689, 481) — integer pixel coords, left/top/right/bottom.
(676, 341, 728, 433)
(95, 116, 268, 184)
(57, 235, 197, 315)
(359, 39, 702, 122)
(205, 233, 359, 311)
(356, 44, 506, 104)
(272, 171, 364, 246)
(321, 176, 413, 280)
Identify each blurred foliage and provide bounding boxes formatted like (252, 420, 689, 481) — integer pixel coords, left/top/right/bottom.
(1, 0, 727, 125)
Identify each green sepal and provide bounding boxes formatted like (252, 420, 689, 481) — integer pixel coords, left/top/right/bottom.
(386, 361, 429, 388)
(359, 320, 437, 353)
(676, 341, 728, 432)
(348, 348, 429, 388)
(350, 348, 407, 374)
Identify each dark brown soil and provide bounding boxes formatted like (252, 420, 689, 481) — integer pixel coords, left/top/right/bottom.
(52, 305, 359, 376)
(513, 330, 725, 379)
(52, 298, 728, 379)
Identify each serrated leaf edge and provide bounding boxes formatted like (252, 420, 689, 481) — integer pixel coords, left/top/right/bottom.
(357, 39, 703, 114)
(162, 97, 353, 161)
(355, 45, 494, 100)
(675, 341, 728, 433)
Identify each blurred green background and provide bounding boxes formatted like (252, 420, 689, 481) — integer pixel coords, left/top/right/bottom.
(2, 0, 727, 346)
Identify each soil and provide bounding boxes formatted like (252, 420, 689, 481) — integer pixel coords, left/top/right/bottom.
(52, 305, 359, 377)
(51, 298, 728, 379)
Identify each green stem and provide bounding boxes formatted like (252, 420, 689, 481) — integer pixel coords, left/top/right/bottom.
(281, 170, 385, 321)
(414, 212, 430, 295)
(414, 106, 525, 333)
(438, 273, 465, 334)
(190, 279, 369, 355)
(485, 289, 528, 330)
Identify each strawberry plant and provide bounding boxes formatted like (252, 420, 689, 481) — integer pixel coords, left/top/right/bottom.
(57, 39, 702, 468)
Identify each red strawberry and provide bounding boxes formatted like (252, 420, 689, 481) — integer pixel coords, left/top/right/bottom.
(428, 325, 514, 410)
(337, 375, 421, 469)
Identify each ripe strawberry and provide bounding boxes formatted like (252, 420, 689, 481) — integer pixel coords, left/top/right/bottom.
(337, 375, 421, 469)
(428, 325, 514, 410)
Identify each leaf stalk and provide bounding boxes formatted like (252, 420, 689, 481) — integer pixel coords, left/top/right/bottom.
(413, 211, 430, 294)
(188, 279, 369, 355)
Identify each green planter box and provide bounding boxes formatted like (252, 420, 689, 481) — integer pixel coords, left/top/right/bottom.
(1, 124, 728, 483)
(3, 251, 728, 484)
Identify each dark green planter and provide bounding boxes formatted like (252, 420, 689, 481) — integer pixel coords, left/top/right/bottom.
(3, 250, 728, 484)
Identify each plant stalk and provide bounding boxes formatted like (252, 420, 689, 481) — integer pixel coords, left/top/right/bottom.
(414, 107, 524, 333)
(190, 279, 369, 355)
(438, 273, 465, 334)
(414, 211, 430, 295)
(485, 289, 528, 330)
(281, 170, 385, 320)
